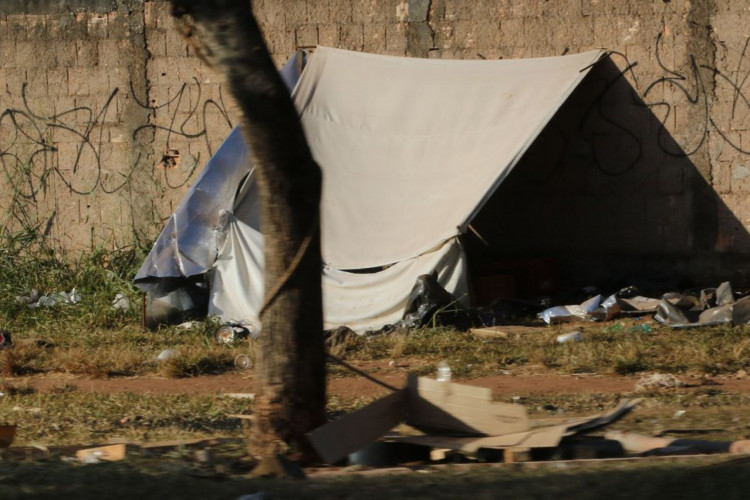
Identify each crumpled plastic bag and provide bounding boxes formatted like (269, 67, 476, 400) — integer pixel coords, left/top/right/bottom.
(400, 274, 467, 329)
(16, 289, 81, 308)
(538, 295, 601, 324)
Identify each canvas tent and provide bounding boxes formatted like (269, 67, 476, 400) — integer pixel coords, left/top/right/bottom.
(135, 46, 605, 334)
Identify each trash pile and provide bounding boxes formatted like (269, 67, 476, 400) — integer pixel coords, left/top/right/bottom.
(307, 376, 750, 467)
(15, 289, 81, 308)
(537, 281, 750, 329)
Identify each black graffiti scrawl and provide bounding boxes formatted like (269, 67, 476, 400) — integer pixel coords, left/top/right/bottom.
(0, 78, 232, 234)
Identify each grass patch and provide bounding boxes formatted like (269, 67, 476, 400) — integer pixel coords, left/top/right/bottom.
(0, 391, 251, 446)
(330, 323, 750, 378)
(0, 443, 749, 499)
(2, 244, 750, 381)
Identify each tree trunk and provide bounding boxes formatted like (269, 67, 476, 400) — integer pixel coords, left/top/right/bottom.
(169, 1, 325, 459)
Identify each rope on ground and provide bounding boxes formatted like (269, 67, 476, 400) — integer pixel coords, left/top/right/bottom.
(326, 353, 400, 392)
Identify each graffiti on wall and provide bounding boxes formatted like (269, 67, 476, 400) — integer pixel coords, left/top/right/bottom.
(0, 78, 233, 235)
(518, 31, 750, 182)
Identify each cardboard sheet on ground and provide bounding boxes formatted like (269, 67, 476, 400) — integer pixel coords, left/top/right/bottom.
(308, 390, 406, 465)
(404, 374, 528, 435)
(392, 424, 569, 454)
(308, 376, 638, 464)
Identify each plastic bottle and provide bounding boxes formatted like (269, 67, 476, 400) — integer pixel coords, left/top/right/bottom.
(436, 360, 452, 382)
(234, 354, 253, 370)
(556, 331, 583, 343)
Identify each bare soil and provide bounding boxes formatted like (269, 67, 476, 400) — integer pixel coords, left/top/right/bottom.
(6, 361, 750, 398)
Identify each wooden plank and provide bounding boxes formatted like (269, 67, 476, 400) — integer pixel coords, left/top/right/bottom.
(76, 444, 137, 462)
(405, 375, 528, 435)
(308, 390, 405, 464)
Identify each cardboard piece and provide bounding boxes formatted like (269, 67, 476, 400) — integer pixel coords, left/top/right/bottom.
(392, 400, 639, 455)
(469, 325, 543, 339)
(308, 390, 405, 464)
(405, 375, 528, 436)
(393, 423, 568, 454)
(469, 328, 509, 339)
(308, 375, 639, 465)
(76, 443, 136, 462)
(564, 399, 641, 435)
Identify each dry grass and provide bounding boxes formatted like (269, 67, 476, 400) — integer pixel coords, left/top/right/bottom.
(4, 311, 750, 381)
(0, 389, 251, 446)
(1, 389, 750, 499)
(327, 322, 750, 379)
(2, 245, 750, 381)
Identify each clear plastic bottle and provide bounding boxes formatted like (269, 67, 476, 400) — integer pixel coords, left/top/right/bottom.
(436, 360, 452, 382)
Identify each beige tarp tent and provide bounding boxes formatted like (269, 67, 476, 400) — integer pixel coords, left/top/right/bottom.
(136, 47, 605, 333)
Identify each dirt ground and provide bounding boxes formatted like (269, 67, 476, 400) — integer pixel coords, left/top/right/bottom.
(6, 360, 750, 398)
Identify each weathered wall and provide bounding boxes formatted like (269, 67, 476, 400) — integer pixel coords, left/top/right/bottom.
(0, 0, 237, 251)
(2, 0, 750, 285)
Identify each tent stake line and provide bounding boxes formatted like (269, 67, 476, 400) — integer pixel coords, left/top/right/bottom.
(326, 353, 400, 392)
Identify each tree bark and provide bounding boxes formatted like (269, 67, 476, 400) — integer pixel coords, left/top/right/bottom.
(169, 1, 325, 459)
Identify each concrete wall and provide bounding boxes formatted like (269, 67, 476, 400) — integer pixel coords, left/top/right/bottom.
(1, 0, 750, 286)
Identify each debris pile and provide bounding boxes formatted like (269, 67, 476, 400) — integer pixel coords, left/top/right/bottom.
(308, 377, 750, 468)
(537, 281, 750, 329)
(309, 375, 640, 466)
(16, 289, 81, 308)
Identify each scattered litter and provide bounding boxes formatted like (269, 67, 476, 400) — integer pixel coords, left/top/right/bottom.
(178, 321, 200, 330)
(17, 288, 81, 308)
(75, 444, 135, 463)
(221, 393, 255, 400)
(625, 323, 652, 333)
(532, 280, 750, 331)
(234, 354, 253, 370)
(236, 493, 267, 500)
(156, 349, 180, 362)
(400, 274, 470, 329)
(112, 293, 131, 311)
(436, 360, 451, 382)
(215, 324, 251, 344)
(308, 375, 639, 465)
(635, 373, 685, 391)
(144, 280, 208, 330)
(716, 281, 735, 306)
(603, 322, 623, 333)
(556, 329, 583, 343)
(654, 299, 690, 326)
(673, 410, 686, 418)
(650, 282, 750, 328)
(538, 295, 601, 324)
